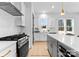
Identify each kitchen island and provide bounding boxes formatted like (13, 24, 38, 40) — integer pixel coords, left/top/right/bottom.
(47, 34, 79, 57)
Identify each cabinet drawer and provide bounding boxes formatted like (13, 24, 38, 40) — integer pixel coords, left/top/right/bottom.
(0, 48, 12, 57)
(9, 51, 16, 57)
(0, 43, 16, 57)
(8, 44, 16, 53)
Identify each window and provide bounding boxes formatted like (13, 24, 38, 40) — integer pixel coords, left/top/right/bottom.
(66, 19, 74, 33)
(58, 18, 74, 33)
(39, 18, 48, 26)
(58, 19, 64, 31)
(66, 19, 72, 31)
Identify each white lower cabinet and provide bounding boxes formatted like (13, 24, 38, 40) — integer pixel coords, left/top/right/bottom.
(47, 35, 57, 57)
(0, 43, 16, 57)
(34, 32, 47, 41)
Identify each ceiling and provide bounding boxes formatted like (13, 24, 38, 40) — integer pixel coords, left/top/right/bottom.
(32, 2, 79, 14)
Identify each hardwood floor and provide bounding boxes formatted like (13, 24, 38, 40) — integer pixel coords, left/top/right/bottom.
(28, 41, 50, 57)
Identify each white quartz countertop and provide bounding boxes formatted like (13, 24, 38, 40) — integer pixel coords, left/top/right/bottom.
(0, 41, 17, 52)
(48, 34, 79, 52)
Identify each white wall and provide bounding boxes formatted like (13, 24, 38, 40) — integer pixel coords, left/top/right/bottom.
(13, 2, 33, 48)
(34, 13, 57, 41)
(0, 2, 33, 48)
(34, 13, 58, 32)
(0, 9, 19, 37)
(34, 13, 79, 35)
(48, 13, 79, 35)
(47, 13, 58, 32)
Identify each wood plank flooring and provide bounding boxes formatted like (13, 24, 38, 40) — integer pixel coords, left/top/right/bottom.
(28, 41, 50, 57)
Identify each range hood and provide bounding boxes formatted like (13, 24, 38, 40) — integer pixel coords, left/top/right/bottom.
(0, 2, 23, 16)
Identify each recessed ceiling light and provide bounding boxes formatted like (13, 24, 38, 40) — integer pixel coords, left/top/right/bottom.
(52, 5, 54, 8)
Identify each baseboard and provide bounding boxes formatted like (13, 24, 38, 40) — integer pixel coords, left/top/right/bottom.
(34, 41, 47, 42)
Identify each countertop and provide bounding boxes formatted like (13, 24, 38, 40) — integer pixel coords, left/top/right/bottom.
(0, 41, 17, 52)
(48, 34, 79, 52)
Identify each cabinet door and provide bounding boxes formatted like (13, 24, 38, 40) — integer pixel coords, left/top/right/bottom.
(8, 43, 16, 57)
(47, 35, 57, 57)
(34, 33, 40, 41)
(0, 49, 12, 57)
(47, 35, 53, 56)
(0, 43, 16, 57)
(52, 38, 57, 57)
(40, 33, 47, 41)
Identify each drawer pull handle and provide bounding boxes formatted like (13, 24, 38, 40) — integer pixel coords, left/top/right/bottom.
(1, 50, 11, 57)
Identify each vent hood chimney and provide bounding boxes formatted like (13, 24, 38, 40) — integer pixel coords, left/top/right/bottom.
(0, 2, 23, 16)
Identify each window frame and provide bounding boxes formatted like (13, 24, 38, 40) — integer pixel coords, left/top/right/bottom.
(58, 18, 74, 34)
(58, 18, 65, 32)
(66, 18, 74, 34)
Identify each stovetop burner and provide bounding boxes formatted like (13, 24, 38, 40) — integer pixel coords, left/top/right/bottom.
(0, 33, 29, 41)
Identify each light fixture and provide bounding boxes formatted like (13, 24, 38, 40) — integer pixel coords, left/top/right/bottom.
(52, 5, 54, 8)
(61, 2, 64, 16)
(40, 13, 47, 18)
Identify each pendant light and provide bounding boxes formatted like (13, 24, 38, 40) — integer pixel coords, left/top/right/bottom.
(61, 2, 64, 16)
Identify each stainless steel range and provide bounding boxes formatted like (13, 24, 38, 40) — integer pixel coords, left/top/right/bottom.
(0, 33, 29, 57)
(17, 34, 29, 57)
(18, 36, 28, 48)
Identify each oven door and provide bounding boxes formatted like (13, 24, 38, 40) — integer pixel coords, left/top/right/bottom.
(18, 41, 29, 57)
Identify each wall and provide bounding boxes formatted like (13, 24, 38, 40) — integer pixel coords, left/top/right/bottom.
(13, 2, 33, 48)
(33, 13, 57, 41)
(0, 2, 33, 48)
(47, 13, 58, 32)
(0, 9, 19, 37)
(34, 13, 58, 32)
(34, 13, 79, 35)
(48, 13, 79, 35)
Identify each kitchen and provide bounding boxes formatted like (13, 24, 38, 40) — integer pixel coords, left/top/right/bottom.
(0, 2, 79, 57)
